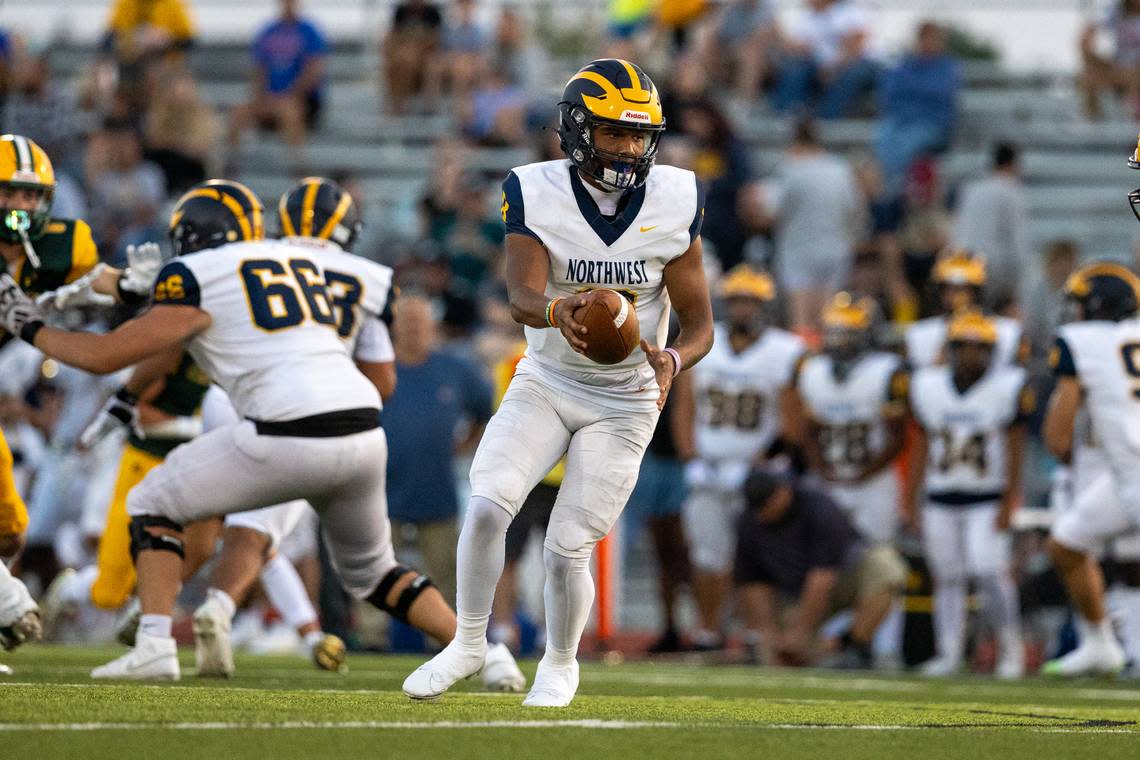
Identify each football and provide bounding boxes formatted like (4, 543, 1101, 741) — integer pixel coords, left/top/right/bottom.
(573, 289, 640, 365)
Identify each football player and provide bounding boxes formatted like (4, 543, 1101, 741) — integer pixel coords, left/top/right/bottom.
(905, 310, 1031, 678)
(798, 293, 907, 546)
(0, 133, 161, 588)
(403, 58, 714, 706)
(0, 179, 500, 683)
(904, 249, 1027, 370)
(1039, 262, 1140, 676)
(671, 265, 804, 651)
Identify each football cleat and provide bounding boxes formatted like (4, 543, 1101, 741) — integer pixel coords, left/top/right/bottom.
(311, 632, 347, 673)
(522, 657, 579, 707)
(192, 595, 234, 678)
(480, 642, 526, 692)
(1041, 639, 1125, 678)
(918, 655, 961, 678)
(0, 610, 42, 651)
(91, 631, 179, 681)
(402, 640, 485, 700)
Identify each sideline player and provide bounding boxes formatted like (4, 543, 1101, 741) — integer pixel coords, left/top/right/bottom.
(671, 265, 804, 650)
(797, 293, 907, 546)
(905, 249, 1026, 370)
(403, 58, 714, 706)
(904, 310, 1031, 679)
(0, 180, 487, 682)
(1040, 262, 1140, 676)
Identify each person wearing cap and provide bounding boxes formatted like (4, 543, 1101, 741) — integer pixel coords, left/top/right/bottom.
(734, 468, 906, 668)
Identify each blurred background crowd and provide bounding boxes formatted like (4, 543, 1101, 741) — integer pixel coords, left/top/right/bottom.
(3, 0, 1140, 673)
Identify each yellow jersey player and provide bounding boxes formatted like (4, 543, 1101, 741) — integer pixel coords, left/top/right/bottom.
(403, 58, 713, 706)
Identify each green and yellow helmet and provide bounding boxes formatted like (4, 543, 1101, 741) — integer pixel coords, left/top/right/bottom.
(168, 179, 264, 257)
(0, 134, 56, 249)
(557, 58, 665, 192)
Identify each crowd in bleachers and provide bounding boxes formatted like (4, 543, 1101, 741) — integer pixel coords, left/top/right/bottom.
(4, 0, 1140, 673)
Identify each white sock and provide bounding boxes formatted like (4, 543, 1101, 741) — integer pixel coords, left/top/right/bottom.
(206, 587, 237, 621)
(259, 553, 316, 630)
(541, 547, 594, 667)
(1109, 587, 1140, 662)
(977, 573, 1021, 634)
(873, 601, 905, 659)
(303, 629, 324, 648)
(60, 565, 98, 607)
(454, 497, 513, 652)
(932, 579, 967, 662)
(490, 622, 518, 648)
(138, 614, 172, 639)
(1079, 613, 1116, 648)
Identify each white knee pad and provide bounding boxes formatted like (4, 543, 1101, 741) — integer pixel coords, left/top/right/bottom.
(543, 514, 600, 561)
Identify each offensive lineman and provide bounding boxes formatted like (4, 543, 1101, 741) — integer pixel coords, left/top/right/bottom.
(0, 180, 514, 683)
(671, 265, 804, 650)
(1040, 262, 1140, 676)
(905, 249, 1027, 370)
(403, 58, 714, 706)
(904, 310, 1032, 679)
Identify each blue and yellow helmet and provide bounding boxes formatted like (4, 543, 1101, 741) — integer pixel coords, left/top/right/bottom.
(558, 58, 665, 193)
(168, 179, 264, 257)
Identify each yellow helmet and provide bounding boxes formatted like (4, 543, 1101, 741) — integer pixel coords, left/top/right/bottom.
(946, 308, 998, 345)
(558, 58, 665, 192)
(822, 291, 874, 330)
(933, 248, 986, 288)
(720, 265, 776, 302)
(1063, 261, 1140, 321)
(0, 134, 56, 245)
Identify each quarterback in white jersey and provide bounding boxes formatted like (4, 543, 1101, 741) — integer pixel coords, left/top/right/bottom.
(405, 59, 713, 707)
(904, 310, 1032, 679)
(0, 180, 479, 682)
(905, 249, 1026, 370)
(672, 265, 803, 649)
(798, 293, 907, 545)
(1040, 262, 1140, 677)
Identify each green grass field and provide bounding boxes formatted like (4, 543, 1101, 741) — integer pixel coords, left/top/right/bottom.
(2, 646, 1139, 759)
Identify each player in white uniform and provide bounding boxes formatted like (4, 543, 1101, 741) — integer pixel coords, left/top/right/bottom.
(1040, 262, 1140, 676)
(672, 265, 804, 650)
(403, 59, 714, 706)
(798, 293, 907, 545)
(904, 310, 1032, 679)
(0, 180, 499, 682)
(905, 249, 1026, 370)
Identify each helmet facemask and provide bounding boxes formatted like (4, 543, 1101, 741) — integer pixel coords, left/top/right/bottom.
(559, 103, 663, 193)
(0, 182, 53, 268)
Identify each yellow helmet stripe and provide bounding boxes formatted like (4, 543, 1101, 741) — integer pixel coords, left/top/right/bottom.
(278, 193, 297, 237)
(316, 192, 352, 241)
(616, 59, 651, 103)
(229, 182, 264, 240)
(182, 188, 252, 240)
(1071, 262, 1140, 301)
(300, 179, 321, 237)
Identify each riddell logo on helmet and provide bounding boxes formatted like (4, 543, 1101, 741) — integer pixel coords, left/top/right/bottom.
(620, 110, 651, 123)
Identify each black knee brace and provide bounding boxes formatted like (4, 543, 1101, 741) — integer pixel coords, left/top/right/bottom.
(366, 564, 435, 624)
(129, 515, 185, 561)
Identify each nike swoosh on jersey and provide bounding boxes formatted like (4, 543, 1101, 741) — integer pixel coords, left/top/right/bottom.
(639, 225, 657, 232)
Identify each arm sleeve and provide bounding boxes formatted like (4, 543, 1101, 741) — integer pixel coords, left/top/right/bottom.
(151, 261, 201, 307)
(353, 317, 395, 364)
(689, 177, 706, 244)
(1050, 336, 1077, 378)
(501, 171, 541, 242)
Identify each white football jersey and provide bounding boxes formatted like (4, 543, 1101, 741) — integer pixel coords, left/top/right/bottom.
(910, 364, 1028, 496)
(905, 314, 1024, 369)
(150, 239, 381, 421)
(798, 351, 904, 482)
(692, 323, 805, 463)
(502, 159, 703, 403)
(282, 238, 396, 360)
(1057, 319, 1140, 508)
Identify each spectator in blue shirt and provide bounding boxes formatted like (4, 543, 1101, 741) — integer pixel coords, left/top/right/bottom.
(226, 0, 327, 170)
(874, 22, 960, 197)
(385, 294, 493, 605)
